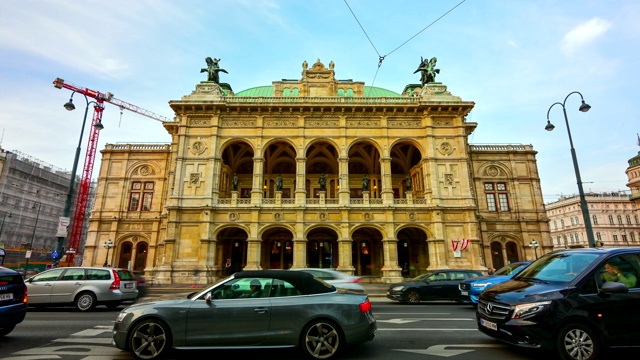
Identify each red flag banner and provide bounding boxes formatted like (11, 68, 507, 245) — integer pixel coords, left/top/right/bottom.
(451, 239, 470, 251)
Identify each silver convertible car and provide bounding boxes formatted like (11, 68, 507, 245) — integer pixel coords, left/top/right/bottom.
(112, 270, 377, 360)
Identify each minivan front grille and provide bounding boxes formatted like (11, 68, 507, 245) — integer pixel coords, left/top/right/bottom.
(478, 298, 511, 320)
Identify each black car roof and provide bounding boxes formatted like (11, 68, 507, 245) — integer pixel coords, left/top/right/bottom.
(234, 270, 336, 295)
(547, 247, 640, 256)
(0, 266, 21, 276)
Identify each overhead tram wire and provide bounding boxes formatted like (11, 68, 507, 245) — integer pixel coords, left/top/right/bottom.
(343, 0, 467, 96)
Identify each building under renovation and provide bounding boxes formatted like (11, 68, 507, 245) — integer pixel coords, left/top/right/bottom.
(81, 58, 550, 284)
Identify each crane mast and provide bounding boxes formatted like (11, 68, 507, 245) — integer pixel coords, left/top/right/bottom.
(53, 78, 169, 265)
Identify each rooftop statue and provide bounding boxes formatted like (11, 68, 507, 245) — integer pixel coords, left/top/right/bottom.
(201, 57, 228, 84)
(414, 56, 440, 86)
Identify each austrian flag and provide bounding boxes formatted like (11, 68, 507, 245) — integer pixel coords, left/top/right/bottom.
(451, 239, 470, 251)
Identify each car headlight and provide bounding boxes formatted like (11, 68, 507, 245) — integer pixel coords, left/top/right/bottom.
(472, 282, 492, 289)
(390, 286, 405, 291)
(115, 311, 127, 323)
(512, 301, 551, 319)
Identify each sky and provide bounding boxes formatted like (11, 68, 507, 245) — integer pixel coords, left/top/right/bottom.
(0, 0, 638, 204)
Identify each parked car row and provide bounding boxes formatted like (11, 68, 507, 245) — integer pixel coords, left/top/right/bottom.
(6, 251, 640, 360)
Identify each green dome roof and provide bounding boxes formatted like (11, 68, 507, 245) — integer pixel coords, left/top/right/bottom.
(234, 86, 401, 97)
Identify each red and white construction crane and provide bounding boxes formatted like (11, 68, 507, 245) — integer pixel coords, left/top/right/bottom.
(53, 78, 171, 265)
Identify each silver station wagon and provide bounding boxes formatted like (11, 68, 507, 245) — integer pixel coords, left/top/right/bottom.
(26, 266, 138, 311)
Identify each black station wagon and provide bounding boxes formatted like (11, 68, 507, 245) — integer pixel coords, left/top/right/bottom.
(387, 269, 483, 303)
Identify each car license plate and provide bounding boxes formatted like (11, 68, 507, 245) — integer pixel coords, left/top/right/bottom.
(460, 291, 468, 296)
(0, 293, 14, 301)
(480, 318, 497, 331)
(124, 283, 133, 289)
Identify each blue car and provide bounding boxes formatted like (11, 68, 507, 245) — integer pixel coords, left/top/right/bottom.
(458, 261, 531, 305)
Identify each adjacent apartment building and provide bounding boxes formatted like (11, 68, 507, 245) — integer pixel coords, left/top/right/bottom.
(0, 148, 75, 269)
(545, 190, 639, 250)
(80, 58, 550, 284)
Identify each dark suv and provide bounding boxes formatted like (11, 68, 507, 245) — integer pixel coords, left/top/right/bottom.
(387, 269, 483, 303)
(0, 266, 28, 337)
(476, 247, 640, 360)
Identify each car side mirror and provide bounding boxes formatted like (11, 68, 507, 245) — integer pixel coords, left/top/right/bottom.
(599, 281, 628, 296)
(204, 292, 212, 302)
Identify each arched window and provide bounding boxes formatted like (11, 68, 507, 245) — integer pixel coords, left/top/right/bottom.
(617, 215, 623, 224)
(337, 88, 345, 97)
(283, 88, 291, 97)
(608, 215, 614, 224)
(592, 214, 598, 225)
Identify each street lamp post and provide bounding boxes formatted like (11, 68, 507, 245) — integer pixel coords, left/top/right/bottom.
(545, 91, 596, 248)
(54, 92, 104, 267)
(529, 239, 540, 259)
(103, 239, 114, 267)
(24, 202, 42, 277)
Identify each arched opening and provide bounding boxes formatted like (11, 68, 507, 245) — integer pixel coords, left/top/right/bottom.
(490, 241, 505, 270)
(262, 228, 294, 269)
(397, 227, 428, 277)
(307, 228, 338, 268)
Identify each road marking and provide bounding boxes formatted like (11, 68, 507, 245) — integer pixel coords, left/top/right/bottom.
(395, 344, 506, 357)
(377, 318, 473, 323)
(13, 344, 128, 357)
(53, 338, 113, 344)
(70, 328, 113, 336)
(377, 328, 478, 331)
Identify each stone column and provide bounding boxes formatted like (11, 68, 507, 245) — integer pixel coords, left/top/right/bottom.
(295, 157, 307, 205)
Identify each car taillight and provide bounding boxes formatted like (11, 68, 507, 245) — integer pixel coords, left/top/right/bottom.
(23, 287, 28, 304)
(110, 269, 121, 290)
(352, 278, 362, 283)
(359, 299, 372, 313)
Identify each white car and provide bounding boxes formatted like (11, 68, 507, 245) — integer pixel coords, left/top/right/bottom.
(26, 266, 138, 311)
(293, 268, 366, 292)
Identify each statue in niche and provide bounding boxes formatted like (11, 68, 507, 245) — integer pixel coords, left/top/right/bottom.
(276, 174, 283, 191)
(362, 174, 370, 191)
(406, 174, 412, 191)
(201, 57, 228, 84)
(414, 56, 440, 86)
(232, 173, 239, 191)
(318, 173, 327, 191)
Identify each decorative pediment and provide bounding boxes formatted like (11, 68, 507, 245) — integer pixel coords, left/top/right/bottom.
(302, 59, 335, 81)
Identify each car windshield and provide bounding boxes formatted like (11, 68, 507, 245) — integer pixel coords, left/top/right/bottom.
(516, 253, 600, 282)
(494, 263, 528, 276)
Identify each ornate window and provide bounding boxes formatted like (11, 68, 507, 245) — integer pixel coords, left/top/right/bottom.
(483, 182, 509, 212)
(128, 181, 154, 211)
(608, 215, 614, 224)
(592, 215, 598, 225)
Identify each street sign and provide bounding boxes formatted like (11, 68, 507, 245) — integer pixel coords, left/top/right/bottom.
(56, 217, 70, 237)
(25, 250, 32, 259)
(51, 250, 61, 260)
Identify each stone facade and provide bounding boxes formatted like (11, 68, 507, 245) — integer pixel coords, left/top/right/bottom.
(82, 59, 550, 284)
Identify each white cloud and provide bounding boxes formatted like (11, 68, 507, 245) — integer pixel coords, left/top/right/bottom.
(561, 17, 611, 55)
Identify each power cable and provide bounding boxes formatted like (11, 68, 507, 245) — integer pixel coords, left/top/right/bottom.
(343, 0, 467, 92)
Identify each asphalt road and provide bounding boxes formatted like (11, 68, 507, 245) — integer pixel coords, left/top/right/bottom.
(1, 299, 635, 360)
